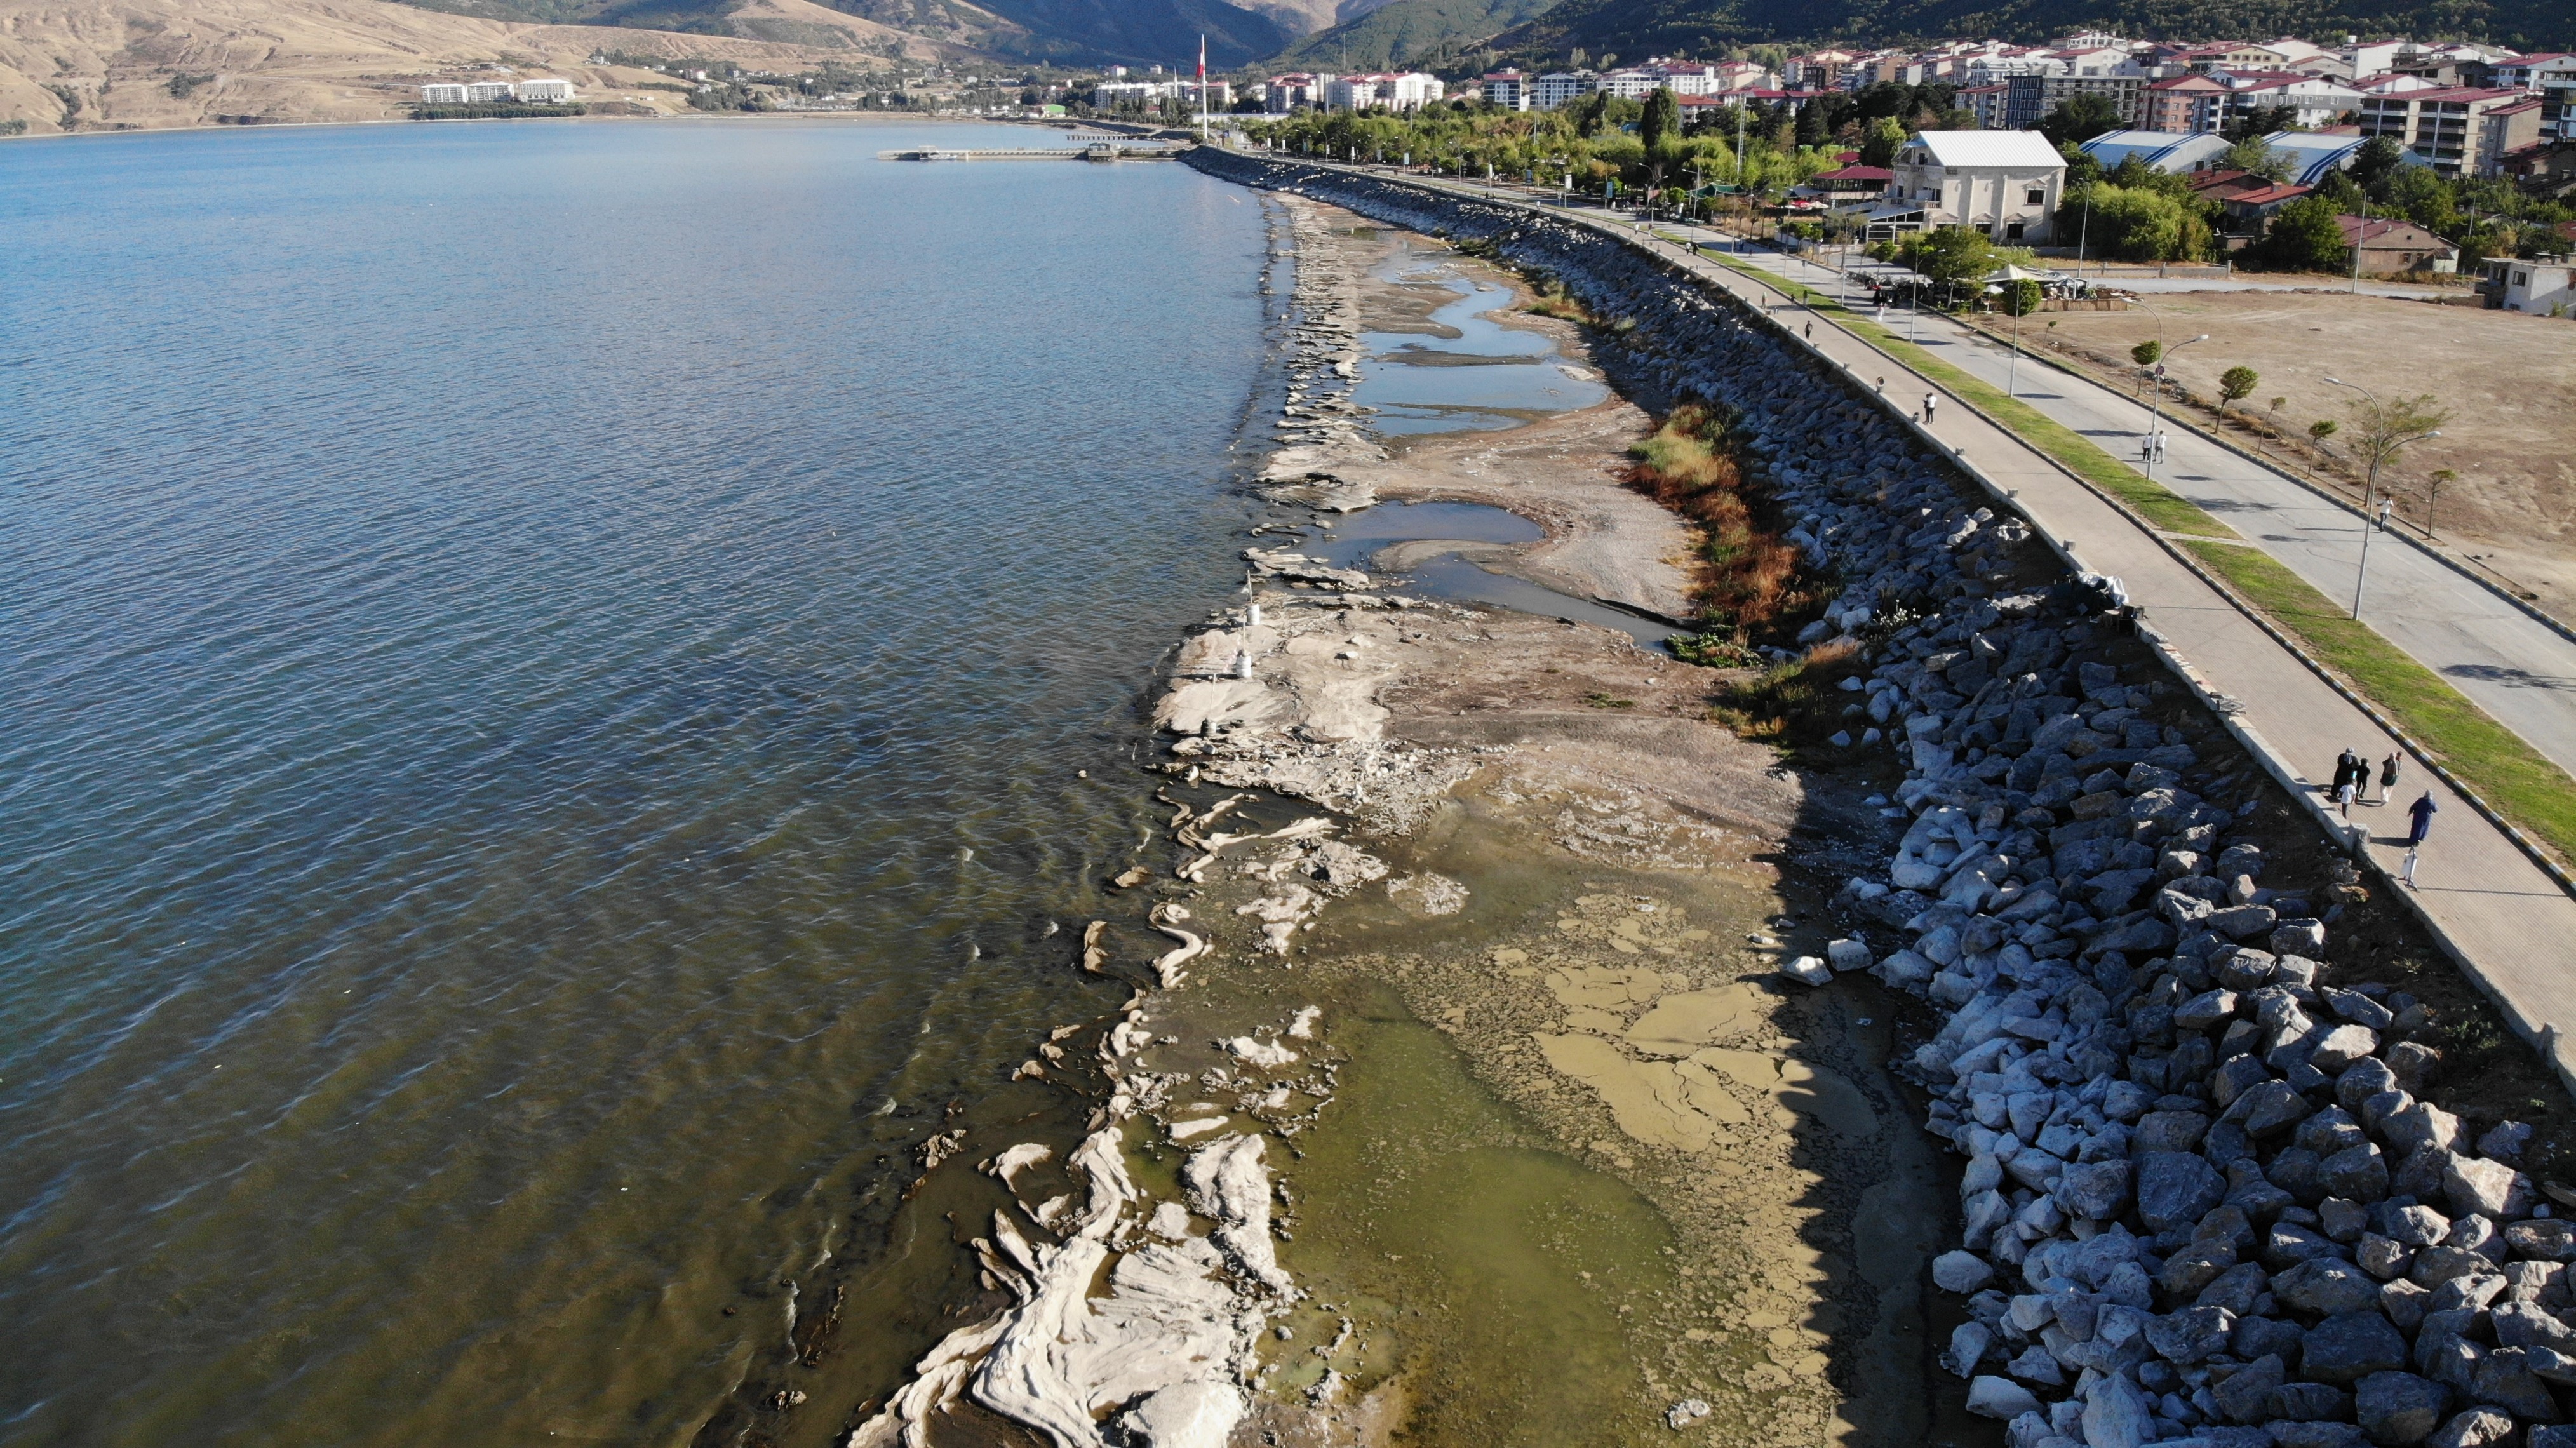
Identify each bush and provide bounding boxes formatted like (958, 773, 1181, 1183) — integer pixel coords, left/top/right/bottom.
(1625, 403, 1808, 633)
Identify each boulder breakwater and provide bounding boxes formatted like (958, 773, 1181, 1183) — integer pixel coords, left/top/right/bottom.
(1187, 149, 2575, 1448)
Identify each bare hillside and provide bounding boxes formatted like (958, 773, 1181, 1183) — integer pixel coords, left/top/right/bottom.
(0, 0, 959, 135)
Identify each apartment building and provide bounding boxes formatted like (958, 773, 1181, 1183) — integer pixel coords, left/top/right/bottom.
(1324, 73, 1442, 110)
(1479, 71, 1529, 111)
(2208, 71, 2365, 130)
(2358, 86, 2544, 175)
(1263, 73, 1331, 112)
(1784, 50, 1862, 90)
(2141, 74, 2230, 132)
(1529, 71, 1599, 109)
(2492, 53, 2576, 138)
(1997, 72, 2147, 128)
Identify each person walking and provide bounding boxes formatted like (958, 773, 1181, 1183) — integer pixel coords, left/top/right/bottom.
(2404, 791, 2436, 887)
(2374, 751, 2399, 805)
(2331, 748, 2363, 818)
(1922, 391, 1937, 426)
(1804, 321, 1813, 340)
(2152, 431, 2170, 464)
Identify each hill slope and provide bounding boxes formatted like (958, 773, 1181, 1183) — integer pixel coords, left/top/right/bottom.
(397, 0, 1287, 65)
(0, 0, 901, 135)
(1499, 0, 2572, 62)
(1277, 0, 1553, 69)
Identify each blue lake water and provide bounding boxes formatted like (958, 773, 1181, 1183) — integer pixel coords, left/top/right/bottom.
(0, 119, 1274, 1448)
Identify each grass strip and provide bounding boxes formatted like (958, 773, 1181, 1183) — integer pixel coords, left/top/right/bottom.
(1678, 244, 2238, 540)
(2180, 538, 2576, 865)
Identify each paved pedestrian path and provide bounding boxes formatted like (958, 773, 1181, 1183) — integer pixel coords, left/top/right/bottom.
(1708, 241, 2576, 780)
(1312, 164, 2576, 1085)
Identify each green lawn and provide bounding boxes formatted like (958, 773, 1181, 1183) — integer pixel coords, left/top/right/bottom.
(2181, 539, 2576, 865)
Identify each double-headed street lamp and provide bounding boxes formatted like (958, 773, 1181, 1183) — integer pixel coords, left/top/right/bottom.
(2323, 375, 2442, 620)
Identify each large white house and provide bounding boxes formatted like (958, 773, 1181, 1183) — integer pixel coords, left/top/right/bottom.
(1324, 72, 1444, 111)
(1882, 130, 2068, 243)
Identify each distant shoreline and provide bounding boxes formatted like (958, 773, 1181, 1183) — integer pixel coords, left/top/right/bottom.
(0, 109, 1084, 147)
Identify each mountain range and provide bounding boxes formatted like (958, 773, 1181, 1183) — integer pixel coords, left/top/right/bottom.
(398, 0, 1293, 65)
(1494, 0, 2572, 67)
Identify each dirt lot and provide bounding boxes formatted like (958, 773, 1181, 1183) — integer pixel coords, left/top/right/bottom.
(2030, 288, 2576, 614)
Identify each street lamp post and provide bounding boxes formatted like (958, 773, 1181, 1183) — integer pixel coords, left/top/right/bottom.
(2143, 331, 2209, 487)
(2323, 375, 2441, 620)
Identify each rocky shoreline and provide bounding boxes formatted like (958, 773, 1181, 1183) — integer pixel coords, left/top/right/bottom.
(1177, 148, 2576, 1448)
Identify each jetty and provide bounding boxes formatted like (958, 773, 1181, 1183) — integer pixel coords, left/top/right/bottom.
(878, 140, 1187, 163)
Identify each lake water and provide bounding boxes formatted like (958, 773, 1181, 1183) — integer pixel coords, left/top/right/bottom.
(0, 119, 1275, 1447)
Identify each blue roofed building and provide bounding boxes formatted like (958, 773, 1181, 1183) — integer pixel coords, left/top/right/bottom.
(2077, 129, 2232, 172)
(2259, 130, 2373, 185)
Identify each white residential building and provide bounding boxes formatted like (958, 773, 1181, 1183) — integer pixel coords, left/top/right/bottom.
(1884, 130, 2067, 243)
(2207, 70, 2366, 130)
(1324, 72, 1442, 111)
(1264, 73, 1332, 111)
(1479, 70, 1529, 110)
(1529, 71, 1599, 109)
(1644, 61, 1723, 95)
(515, 77, 575, 103)
(463, 81, 516, 103)
(1598, 68, 1665, 99)
(1094, 79, 1183, 108)
(420, 83, 470, 104)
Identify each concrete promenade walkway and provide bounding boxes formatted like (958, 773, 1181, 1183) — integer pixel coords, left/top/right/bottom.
(1294, 163, 2576, 1083)
(1709, 241, 2576, 781)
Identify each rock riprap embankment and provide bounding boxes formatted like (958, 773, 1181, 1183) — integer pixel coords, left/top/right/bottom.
(1186, 149, 2570, 1448)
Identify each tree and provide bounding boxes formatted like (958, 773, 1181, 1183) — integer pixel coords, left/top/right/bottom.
(2223, 135, 2291, 181)
(2350, 136, 2405, 196)
(2260, 195, 2350, 272)
(1909, 227, 1996, 288)
(2424, 469, 2457, 538)
(2344, 393, 2450, 499)
(2385, 164, 2459, 236)
(1858, 115, 1907, 168)
(2223, 105, 2297, 144)
(2131, 339, 2163, 368)
(2037, 92, 2121, 147)
(1640, 86, 1677, 156)
(2001, 278, 2043, 316)
(2218, 366, 2259, 419)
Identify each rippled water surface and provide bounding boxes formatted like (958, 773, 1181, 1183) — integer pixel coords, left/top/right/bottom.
(0, 120, 1271, 1447)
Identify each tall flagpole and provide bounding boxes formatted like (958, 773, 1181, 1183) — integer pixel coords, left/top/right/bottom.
(1197, 36, 1207, 142)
